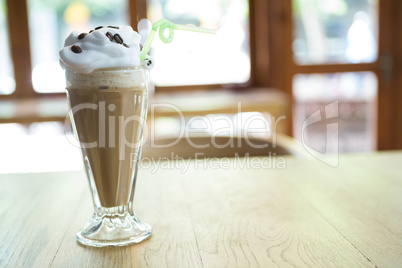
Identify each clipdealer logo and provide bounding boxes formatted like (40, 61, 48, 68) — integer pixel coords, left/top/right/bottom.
(135, 152, 287, 173)
(301, 101, 339, 167)
(64, 101, 286, 160)
(64, 100, 340, 168)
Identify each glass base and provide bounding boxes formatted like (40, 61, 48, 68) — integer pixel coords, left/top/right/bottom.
(76, 207, 152, 247)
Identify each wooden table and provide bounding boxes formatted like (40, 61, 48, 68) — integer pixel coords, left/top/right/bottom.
(1, 152, 401, 267)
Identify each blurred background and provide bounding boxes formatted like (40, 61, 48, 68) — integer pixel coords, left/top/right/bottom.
(0, 0, 401, 173)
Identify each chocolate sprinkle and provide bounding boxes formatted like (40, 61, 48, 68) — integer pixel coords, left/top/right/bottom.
(95, 26, 104, 30)
(89, 30, 94, 34)
(71, 45, 82, 53)
(107, 26, 119, 29)
(106, 32, 113, 41)
(78, 33, 87, 40)
(147, 60, 152, 66)
(113, 34, 123, 44)
(123, 43, 129, 48)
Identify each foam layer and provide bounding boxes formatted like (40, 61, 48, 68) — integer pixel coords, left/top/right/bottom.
(66, 67, 149, 90)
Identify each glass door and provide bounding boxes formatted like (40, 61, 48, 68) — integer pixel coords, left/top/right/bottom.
(291, 0, 379, 153)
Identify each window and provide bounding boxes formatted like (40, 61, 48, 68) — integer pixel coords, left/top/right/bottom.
(290, 0, 381, 152)
(293, 72, 377, 152)
(5, 0, 250, 95)
(146, 0, 250, 86)
(27, 0, 129, 93)
(293, 0, 378, 64)
(1, 0, 401, 150)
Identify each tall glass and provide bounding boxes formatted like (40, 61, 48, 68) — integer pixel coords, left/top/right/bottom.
(66, 66, 152, 247)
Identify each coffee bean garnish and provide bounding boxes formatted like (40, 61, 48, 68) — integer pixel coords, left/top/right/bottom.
(113, 34, 123, 44)
(78, 33, 87, 40)
(71, 45, 82, 53)
(95, 26, 104, 30)
(106, 32, 113, 41)
(89, 30, 94, 34)
(147, 60, 152, 66)
(123, 43, 129, 48)
(107, 26, 119, 29)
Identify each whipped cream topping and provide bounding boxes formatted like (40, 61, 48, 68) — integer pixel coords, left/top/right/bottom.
(60, 26, 144, 74)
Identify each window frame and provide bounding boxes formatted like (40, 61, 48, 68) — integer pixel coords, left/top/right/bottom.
(266, 0, 401, 150)
(2, 0, 262, 99)
(4, 0, 35, 100)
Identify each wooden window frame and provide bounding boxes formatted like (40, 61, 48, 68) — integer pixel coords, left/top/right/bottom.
(3, 0, 267, 99)
(260, 0, 402, 150)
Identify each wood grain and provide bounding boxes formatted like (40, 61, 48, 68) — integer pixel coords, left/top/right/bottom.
(180, 167, 372, 267)
(282, 153, 402, 267)
(1, 152, 402, 267)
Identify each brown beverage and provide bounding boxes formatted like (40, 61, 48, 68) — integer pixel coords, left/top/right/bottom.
(66, 67, 148, 208)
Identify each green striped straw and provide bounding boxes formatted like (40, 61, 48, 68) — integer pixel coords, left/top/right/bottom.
(139, 19, 216, 62)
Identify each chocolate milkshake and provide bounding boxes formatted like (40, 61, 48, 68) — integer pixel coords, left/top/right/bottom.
(60, 25, 153, 247)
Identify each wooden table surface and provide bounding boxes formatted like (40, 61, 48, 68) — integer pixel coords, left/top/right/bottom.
(1, 152, 401, 267)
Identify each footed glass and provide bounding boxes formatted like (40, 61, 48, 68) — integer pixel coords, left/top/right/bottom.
(66, 67, 151, 247)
